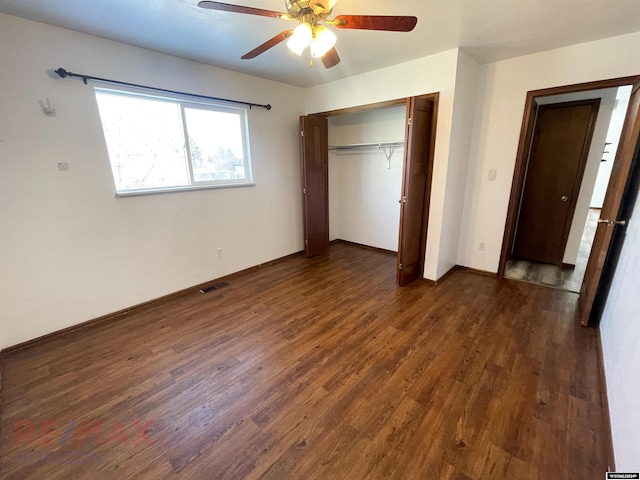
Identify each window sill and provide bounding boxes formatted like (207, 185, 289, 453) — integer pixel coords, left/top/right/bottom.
(114, 182, 256, 198)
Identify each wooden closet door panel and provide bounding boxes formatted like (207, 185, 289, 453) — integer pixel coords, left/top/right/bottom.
(397, 96, 435, 286)
(300, 115, 329, 257)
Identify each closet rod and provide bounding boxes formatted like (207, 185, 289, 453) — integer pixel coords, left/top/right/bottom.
(328, 141, 404, 151)
(329, 142, 404, 169)
(53, 68, 272, 111)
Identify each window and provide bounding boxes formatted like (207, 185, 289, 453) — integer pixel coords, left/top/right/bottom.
(94, 88, 252, 195)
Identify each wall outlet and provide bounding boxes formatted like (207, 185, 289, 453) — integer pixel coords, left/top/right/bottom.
(217, 248, 223, 258)
(57, 162, 70, 171)
(488, 168, 497, 181)
(479, 242, 486, 251)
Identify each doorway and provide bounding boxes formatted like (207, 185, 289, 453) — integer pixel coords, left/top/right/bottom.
(500, 76, 640, 326)
(300, 94, 438, 286)
(505, 86, 632, 292)
(507, 87, 633, 292)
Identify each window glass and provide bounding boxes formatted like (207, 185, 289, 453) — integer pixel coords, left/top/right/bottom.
(94, 88, 252, 195)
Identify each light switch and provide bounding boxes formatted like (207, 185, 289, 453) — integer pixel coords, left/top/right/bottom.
(488, 168, 497, 181)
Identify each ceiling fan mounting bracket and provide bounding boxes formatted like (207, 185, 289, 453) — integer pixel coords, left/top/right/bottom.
(285, 0, 332, 18)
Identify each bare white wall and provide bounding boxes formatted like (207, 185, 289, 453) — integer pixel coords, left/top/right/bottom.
(592, 86, 633, 208)
(305, 48, 476, 280)
(534, 88, 617, 266)
(328, 107, 405, 251)
(457, 31, 640, 273)
(439, 50, 479, 276)
(328, 149, 343, 242)
(0, 13, 305, 349)
(600, 182, 640, 471)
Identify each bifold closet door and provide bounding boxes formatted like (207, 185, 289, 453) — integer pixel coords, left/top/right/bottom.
(300, 115, 329, 257)
(397, 95, 436, 286)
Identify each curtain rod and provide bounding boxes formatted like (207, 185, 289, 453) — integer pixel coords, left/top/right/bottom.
(53, 68, 272, 111)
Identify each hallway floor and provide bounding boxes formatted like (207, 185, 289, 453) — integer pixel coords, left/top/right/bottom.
(505, 209, 599, 293)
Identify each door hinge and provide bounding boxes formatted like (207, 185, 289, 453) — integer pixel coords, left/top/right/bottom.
(399, 263, 404, 270)
(301, 130, 304, 137)
(305, 239, 308, 245)
(408, 117, 412, 126)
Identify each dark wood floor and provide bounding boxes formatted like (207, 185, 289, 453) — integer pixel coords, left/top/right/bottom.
(0, 243, 609, 479)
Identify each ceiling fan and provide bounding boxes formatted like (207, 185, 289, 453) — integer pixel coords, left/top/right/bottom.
(198, 0, 418, 68)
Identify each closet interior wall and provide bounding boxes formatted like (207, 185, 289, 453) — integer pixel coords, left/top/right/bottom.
(328, 105, 406, 252)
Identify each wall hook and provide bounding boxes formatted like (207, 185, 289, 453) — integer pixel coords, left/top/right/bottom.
(40, 98, 56, 117)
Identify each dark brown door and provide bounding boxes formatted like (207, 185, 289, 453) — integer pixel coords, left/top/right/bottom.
(512, 99, 600, 265)
(300, 115, 329, 257)
(579, 82, 640, 326)
(397, 95, 436, 286)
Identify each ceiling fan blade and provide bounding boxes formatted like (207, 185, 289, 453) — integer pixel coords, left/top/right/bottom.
(198, 1, 291, 20)
(241, 30, 294, 59)
(331, 15, 417, 32)
(321, 47, 341, 69)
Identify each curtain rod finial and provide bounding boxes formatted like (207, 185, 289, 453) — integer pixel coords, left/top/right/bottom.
(54, 68, 69, 78)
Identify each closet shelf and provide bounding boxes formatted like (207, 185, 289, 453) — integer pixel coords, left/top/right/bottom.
(328, 142, 404, 169)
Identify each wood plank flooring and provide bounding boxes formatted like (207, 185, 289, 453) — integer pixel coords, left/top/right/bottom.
(0, 243, 609, 479)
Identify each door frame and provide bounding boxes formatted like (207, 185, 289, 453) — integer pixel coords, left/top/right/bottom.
(578, 81, 640, 326)
(498, 75, 640, 278)
(307, 93, 439, 285)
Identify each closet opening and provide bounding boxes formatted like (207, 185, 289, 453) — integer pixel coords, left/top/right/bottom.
(300, 94, 438, 286)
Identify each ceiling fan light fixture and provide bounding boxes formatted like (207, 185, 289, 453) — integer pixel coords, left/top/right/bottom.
(310, 25, 336, 58)
(287, 22, 312, 56)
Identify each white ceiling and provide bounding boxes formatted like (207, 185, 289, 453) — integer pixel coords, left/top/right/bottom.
(1, 0, 640, 88)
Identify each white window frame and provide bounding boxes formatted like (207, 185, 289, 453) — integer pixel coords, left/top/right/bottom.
(94, 87, 254, 196)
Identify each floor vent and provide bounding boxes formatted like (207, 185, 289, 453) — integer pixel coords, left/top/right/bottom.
(199, 282, 230, 294)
